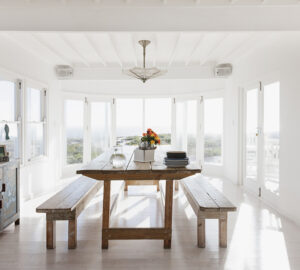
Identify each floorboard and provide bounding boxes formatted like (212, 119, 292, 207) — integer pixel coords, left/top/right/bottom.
(0, 177, 299, 270)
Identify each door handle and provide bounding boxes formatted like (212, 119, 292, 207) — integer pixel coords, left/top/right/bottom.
(2, 183, 5, 192)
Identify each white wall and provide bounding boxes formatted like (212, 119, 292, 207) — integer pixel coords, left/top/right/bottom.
(225, 33, 300, 225)
(0, 35, 61, 201)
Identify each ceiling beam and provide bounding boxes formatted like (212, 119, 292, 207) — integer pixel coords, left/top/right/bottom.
(0, 32, 55, 66)
(59, 34, 90, 67)
(131, 35, 138, 67)
(185, 34, 204, 66)
(84, 34, 107, 67)
(199, 34, 230, 65)
(31, 33, 72, 66)
(168, 33, 181, 67)
(222, 33, 270, 62)
(152, 34, 158, 67)
(1, 6, 300, 31)
(108, 34, 123, 68)
(61, 65, 216, 81)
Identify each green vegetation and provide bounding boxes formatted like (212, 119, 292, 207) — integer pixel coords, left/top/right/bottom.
(67, 139, 83, 164)
(117, 133, 171, 146)
(158, 133, 171, 145)
(204, 135, 221, 157)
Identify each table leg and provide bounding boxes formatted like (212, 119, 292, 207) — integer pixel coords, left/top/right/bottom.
(164, 180, 174, 249)
(102, 180, 111, 249)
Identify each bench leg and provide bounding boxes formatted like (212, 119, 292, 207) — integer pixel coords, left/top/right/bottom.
(219, 213, 227, 248)
(68, 219, 77, 249)
(46, 220, 56, 249)
(197, 214, 206, 248)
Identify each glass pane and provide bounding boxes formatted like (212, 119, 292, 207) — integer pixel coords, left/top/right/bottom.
(116, 99, 143, 146)
(246, 88, 258, 180)
(65, 100, 84, 164)
(204, 98, 223, 164)
(264, 82, 280, 195)
(28, 123, 43, 159)
(176, 102, 185, 150)
(145, 98, 171, 146)
(0, 81, 15, 121)
(0, 123, 19, 158)
(187, 100, 197, 161)
(91, 102, 111, 159)
(27, 88, 41, 121)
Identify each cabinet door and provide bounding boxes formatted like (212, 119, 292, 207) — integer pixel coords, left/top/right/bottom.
(2, 165, 18, 222)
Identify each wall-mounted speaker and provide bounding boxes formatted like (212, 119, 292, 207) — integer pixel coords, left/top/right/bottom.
(214, 63, 233, 78)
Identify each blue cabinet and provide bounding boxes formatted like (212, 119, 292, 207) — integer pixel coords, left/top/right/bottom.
(0, 160, 20, 232)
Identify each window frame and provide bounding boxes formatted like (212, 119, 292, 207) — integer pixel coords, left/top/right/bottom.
(24, 82, 48, 164)
(0, 71, 48, 166)
(0, 76, 22, 161)
(62, 94, 113, 175)
(202, 96, 224, 167)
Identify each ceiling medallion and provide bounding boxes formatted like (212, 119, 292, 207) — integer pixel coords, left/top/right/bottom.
(123, 40, 167, 83)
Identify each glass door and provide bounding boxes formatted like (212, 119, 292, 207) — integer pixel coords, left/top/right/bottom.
(243, 81, 280, 203)
(262, 81, 280, 202)
(243, 84, 260, 194)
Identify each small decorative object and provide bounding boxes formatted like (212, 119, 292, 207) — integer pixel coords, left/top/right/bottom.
(140, 128, 160, 150)
(134, 128, 160, 162)
(0, 145, 9, 163)
(4, 124, 10, 140)
(110, 146, 126, 168)
(164, 151, 189, 168)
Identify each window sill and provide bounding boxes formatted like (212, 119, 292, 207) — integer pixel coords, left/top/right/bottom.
(22, 155, 49, 167)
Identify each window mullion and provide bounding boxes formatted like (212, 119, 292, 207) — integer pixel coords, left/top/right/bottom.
(83, 97, 91, 164)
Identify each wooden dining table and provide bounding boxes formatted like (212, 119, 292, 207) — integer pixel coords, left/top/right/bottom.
(77, 147, 201, 249)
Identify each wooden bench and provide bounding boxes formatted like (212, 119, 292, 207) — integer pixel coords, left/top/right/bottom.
(179, 175, 236, 248)
(36, 176, 124, 249)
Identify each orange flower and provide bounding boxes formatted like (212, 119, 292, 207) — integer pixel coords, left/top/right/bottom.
(143, 133, 147, 136)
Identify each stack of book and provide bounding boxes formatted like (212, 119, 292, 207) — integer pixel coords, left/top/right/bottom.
(164, 151, 189, 168)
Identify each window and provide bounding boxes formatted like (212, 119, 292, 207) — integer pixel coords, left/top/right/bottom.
(145, 98, 171, 145)
(204, 98, 223, 164)
(26, 87, 46, 161)
(0, 80, 19, 158)
(175, 101, 185, 150)
(187, 100, 197, 161)
(116, 99, 143, 146)
(175, 99, 197, 161)
(65, 100, 84, 164)
(90, 101, 111, 159)
(264, 81, 280, 194)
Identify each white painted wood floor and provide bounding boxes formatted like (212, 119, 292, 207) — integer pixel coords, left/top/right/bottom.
(1, 177, 300, 270)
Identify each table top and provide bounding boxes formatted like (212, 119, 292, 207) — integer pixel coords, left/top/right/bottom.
(77, 146, 201, 181)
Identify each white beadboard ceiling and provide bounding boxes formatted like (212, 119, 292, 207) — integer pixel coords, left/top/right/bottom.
(2, 32, 272, 69)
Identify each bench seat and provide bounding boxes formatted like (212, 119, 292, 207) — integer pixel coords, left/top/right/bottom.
(180, 175, 236, 248)
(36, 176, 124, 249)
